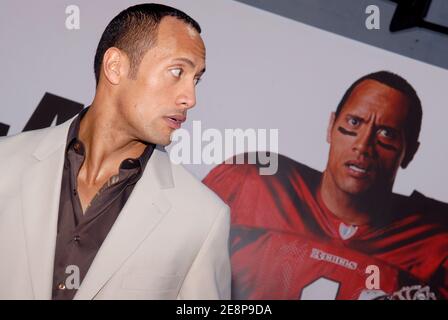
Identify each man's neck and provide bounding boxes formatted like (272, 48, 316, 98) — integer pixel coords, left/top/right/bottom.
(319, 170, 390, 226)
(77, 102, 146, 186)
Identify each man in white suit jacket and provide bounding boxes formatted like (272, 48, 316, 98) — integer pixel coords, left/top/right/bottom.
(0, 4, 230, 300)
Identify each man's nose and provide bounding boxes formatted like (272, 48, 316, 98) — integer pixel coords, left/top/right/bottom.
(353, 125, 375, 157)
(177, 84, 196, 110)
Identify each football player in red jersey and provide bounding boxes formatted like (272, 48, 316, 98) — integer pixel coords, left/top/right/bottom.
(203, 71, 448, 300)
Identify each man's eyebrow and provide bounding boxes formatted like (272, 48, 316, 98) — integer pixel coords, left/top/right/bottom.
(378, 125, 398, 131)
(173, 57, 195, 67)
(172, 57, 206, 74)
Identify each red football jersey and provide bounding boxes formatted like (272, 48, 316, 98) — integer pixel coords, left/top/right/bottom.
(203, 153, 448, 299)
(231, 226, 437, 299)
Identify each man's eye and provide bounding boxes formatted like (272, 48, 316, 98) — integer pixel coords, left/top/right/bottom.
(378, 128, 395, 139)
(194, 78, 202, 86)
(347, 117, 360, 127)
(170, 68, 183, 78)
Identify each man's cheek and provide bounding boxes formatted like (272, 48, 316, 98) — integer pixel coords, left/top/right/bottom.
(378, 159, 398, 178)
(333, 143, 347, 161)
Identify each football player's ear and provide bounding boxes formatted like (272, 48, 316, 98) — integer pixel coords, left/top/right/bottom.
(327, 112, 336, 144)
(401, 141, 420, 169)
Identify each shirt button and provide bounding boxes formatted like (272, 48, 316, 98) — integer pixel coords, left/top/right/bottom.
(57, 282, 66, 290)
(74, 235, 81, 243)
(74, 142, 81, 153)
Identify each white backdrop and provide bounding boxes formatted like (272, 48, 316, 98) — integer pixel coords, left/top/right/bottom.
(0, 0, 447, 202)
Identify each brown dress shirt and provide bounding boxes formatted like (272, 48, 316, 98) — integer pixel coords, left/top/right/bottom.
(52, 108, 155, 300)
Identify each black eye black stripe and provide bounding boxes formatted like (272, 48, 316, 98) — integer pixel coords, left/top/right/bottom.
(338, 126, 357, 136)
(338, 126, 398, 151)
(377, 140, 398, 151)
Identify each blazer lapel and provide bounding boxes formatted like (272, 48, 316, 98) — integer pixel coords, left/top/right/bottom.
(21, 119, 74, 299)
(74, 146, 174, 300)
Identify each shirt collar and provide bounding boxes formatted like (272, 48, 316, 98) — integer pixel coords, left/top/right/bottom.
(66, 107, 89, 152)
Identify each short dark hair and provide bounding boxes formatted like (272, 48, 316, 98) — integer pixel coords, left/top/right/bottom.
(93, 3, 201, 85)
(335, 71, 422, 147)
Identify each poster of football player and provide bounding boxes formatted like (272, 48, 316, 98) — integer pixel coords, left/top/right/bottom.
(203, 71, 448, 300)
(199, 0, 448, 301)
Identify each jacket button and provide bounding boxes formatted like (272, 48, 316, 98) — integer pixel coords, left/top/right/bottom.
(57, 282, 66, 290)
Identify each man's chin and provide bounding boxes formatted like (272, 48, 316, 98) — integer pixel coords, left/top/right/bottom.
(140, 135, 171, 147)
(159, 140, 171, 147)
(340, 181, 375, 196)
(162, 133, 177, 147)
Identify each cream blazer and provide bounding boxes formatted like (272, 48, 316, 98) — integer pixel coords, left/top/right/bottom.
(0, 117, 230, 300)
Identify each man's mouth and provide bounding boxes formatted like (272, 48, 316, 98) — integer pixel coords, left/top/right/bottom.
(345, 161, 372, 177)
(165, 115, 186, 129)
(348, 164, 367, 173)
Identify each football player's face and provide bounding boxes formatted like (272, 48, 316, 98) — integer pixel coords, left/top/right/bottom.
(325, 80, 410, 195)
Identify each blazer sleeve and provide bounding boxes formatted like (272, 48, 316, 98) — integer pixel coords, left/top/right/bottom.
(177, 205, 231, 300)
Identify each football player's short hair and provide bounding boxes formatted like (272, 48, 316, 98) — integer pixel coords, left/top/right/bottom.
(335, 71, 422, 148)
(94, 3, 201, 85)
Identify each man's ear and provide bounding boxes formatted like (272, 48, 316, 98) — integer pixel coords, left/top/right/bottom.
(327, 112, 336, 144)
(401, 141, 420, 169)
(101, 47, 128, 85)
